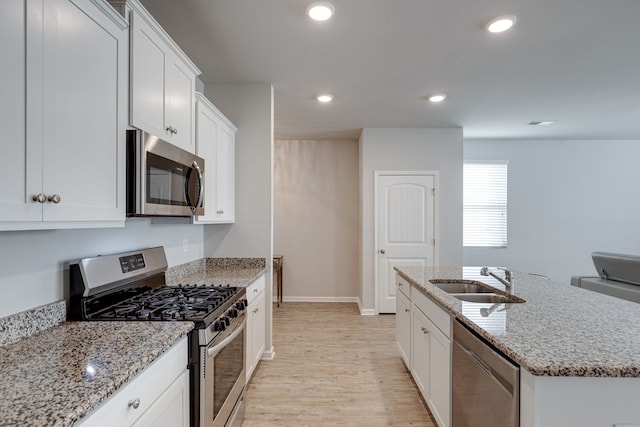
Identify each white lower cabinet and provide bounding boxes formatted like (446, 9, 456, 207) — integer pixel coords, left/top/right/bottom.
(397, 273, 452, 427)
(78, 337, 189, 427)
(246, 274, 266, 382)
(396, 288, 411, 367)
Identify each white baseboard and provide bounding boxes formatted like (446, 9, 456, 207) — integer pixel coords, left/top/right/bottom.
(269, 295, 378, 316)
(261, 346, 275, 360)
(275, 296, 360, 303)
(357, 298, 377, 316)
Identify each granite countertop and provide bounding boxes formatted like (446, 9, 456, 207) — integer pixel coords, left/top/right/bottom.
(395, 265, 640, 378)
(0, 320, 193, 427)
(0, 257, 265, 426)
(166, 257, 266, 288)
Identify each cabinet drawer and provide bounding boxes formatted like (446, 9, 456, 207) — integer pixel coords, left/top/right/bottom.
(412, 288, 451, 339)
(78, 337, 188, 427)
(246, 274, 266, 305)
(396, 275, 411, 299)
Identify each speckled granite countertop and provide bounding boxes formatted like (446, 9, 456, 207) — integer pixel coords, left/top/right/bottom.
(0, 320, 193, 427)
(395, 266, 640, 378)
(166, 257, 266, 287)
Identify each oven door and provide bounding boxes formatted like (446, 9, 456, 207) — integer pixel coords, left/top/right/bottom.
(128, 130, 204, 217)
(201, 317, 246, 427)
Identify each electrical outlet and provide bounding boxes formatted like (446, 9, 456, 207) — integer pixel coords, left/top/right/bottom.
(183, 239, 188, 252)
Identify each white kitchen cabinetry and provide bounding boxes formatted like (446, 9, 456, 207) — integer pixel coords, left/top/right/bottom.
(193, 93, 237, 223)
(0, 0, 127, 231)
(246, 274, 266, 382)
(396, 273, 452, 427)
(78, 337, 189, 427)
(396, 280, 411, 367)
(116, 0, 199, 153)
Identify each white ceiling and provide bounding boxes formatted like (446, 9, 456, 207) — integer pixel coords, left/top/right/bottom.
(139, 0, 640, 141)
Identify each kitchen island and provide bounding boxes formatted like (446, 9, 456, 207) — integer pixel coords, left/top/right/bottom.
(395, 265, 640, 427)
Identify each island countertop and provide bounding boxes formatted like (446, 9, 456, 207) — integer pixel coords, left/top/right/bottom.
(394, 265, 640, 377)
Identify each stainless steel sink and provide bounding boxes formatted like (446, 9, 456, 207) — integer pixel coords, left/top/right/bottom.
(434, 282, 494, 294)
(453, 293, 525, 304)
(430, 279, 494, 294)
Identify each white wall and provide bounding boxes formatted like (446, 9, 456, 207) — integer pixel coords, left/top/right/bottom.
(202, 83, 274, 354)
(463, 139, 640, 283)
(0, 219, 204, 318)
(274, 140, 359, 301)
(360, 128, 464, 311)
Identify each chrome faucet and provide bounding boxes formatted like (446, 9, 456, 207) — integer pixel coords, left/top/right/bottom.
(480, 266, 515, 292)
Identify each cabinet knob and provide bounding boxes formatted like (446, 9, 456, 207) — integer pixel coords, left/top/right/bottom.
(128, 398, 141, 409)
(217, 210, 224, 215)
(48, 194, 61, 204)
(166, 126, 177, 135)
(421, 327, 429, 334)
(405, 308, 410, 313)
(379, 249, 386, 254)
(32, 193, 46, 203)
(253, 307, 259, 314)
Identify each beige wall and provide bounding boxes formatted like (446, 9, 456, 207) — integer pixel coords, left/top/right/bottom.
(274, 140, 359, 301)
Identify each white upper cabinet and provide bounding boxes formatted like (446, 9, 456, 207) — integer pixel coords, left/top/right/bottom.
(0, 0, 128, 230)
(194, 93, 236, 223)
(121, 0, 200, 153)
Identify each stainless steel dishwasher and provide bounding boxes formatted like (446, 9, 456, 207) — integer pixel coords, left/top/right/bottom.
(452, 320, 519, 427)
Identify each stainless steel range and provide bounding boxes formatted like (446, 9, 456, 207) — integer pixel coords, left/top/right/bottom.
(69, 246, 246, 427)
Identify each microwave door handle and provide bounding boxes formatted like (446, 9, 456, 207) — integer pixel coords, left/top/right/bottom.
(192, 160, 204, 209)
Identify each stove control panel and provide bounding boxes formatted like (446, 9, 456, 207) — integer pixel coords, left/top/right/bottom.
(119, 253, 146, 273)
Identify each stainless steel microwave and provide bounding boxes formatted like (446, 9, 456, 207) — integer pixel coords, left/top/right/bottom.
(126, 130, 204, 217)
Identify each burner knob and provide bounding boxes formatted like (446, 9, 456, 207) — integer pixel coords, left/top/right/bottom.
(222, 316, 231, 326)
(235, 300, 245, 310)
(228, 308, 238, 318)
(214, 319, 226, 331)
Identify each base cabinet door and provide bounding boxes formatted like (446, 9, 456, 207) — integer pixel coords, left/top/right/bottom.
(411, 307, 430, 396)
(246, 274, 266, 382)
(396, 290, 411, 367)
(132, 371, 189, 427)
(427, 318, 451, 427)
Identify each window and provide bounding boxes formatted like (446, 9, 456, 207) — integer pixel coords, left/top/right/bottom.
(463, 161, 508, 247)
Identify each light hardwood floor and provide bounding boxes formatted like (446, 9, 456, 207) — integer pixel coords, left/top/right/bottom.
(242, 302, 437, 427)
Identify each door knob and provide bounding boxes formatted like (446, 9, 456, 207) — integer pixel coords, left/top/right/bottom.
(380, 249, 386, 254)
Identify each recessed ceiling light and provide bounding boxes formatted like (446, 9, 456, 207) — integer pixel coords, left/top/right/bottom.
(485, 15, 517, 33)
(307, 2, 335, 21)
(428, 94, 447, 103)
(528, 120, 556, 126)
(317, 94, 333, 103)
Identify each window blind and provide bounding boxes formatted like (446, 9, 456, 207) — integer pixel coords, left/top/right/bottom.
(463, 162, 508, 247)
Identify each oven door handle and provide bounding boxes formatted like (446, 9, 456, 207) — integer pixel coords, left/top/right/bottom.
(207, 321, 245, 358)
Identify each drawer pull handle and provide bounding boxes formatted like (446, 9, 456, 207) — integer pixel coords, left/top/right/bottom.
(128, 398, 140, 409)
(404, 308, 410, 313)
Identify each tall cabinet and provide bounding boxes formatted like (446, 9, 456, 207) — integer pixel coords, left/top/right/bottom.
(194, 93, 236, 223)
(0, 0, 128, 231)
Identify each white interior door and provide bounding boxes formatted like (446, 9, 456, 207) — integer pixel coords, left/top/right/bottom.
(377, 173, 436, 313)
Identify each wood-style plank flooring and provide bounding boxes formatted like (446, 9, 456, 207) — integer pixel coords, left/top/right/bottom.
(242, 302, 437, 427)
